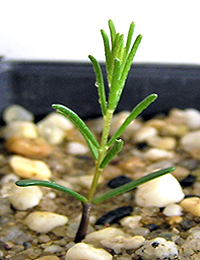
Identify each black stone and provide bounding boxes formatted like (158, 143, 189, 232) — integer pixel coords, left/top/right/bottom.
(180, 219, 195, 230)
(180, 174, 196, 188)
(151, 242, 159, 248)
(107, 175, 132, 189)
(136, 142, 148, 150)
(145, 223, 159, 231)
(95, 206, 133, 225)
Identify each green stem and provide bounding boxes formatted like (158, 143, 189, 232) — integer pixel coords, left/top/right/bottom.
(87, 108, 114, 202)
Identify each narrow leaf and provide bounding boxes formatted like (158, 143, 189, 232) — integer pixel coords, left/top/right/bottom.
(88, 55, 107, 115)
(108, 94, 158, 146)
(100, 29, 111, 83)
(108, 58, 121, 111)
(120, 34, 142, 87)
(125, 22, 135, 54)
(16, 179, 88, 203)
(92, 167, 175, 204)
(100, 139, 124, 169)
(108, 19, 116, 47)
(52, 104, 99, 160)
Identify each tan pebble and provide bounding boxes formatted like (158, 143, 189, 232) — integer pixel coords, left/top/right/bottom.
(101, 165, 122, 180)
(101, 235, 145, 254)
(183, 108, 200, 130)
(118, 157, 146, 173)
(168, 108, 186, 124)
(143, 148, 175, 161)
(8, 184, 43, 210)
(160, 123, 188, 137)
(180, 197, 200, 216)
(25, 211, 68, 233)
(145, 118, 166, 129)
(166, 216, 183, 225)
(189, 148, 200, 160)
(84, 227, 125, 247)
(72, 174, 104, 190)
(171, 166, 190, 181)
(65, 242, 112, 260)
(3, 121, 38, 139)
(147, 136, 176, 150)
(9, 155, 52, 180)
(35, 255, 61, 260)
(3, 104, 34, 123)
(6, 137, 54, 158)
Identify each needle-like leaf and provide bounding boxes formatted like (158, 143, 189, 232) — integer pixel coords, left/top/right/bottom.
(16, 179, 88, 203)
(92, 167, 175, 204)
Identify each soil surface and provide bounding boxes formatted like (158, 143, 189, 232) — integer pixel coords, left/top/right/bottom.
(0, 109, 200, 259)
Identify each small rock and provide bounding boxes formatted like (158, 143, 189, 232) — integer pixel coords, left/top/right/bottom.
(6, 137, 54, 157)
(101, 235, 145, 254)
(35, 256, 61, 260)
(180, 174, 196, 187)
(135, 237, 179, 260)
(180, 130, 200, 152)
(24, 211, 68, 233)
(107, 175, 132, 188)
(182, 230, 200, 257)
(3, 104, 34, 123)
(180, 197, 200, 216)
(8, 183, 43, 210)
(84, 227, 125, 247)
(134, 126, 158, 143)
(183, 108, 200, 130)
(67, 142, 89, 155)
(147, 136, 176, 150)
(65, 242, 112, 260)
(143, 148, 175, 161)
(9, 155, 52, 180)
(37, 112, 74, 145)
(135, 174, 184, 207)
(3, 121, 38, 139)
(120, 215, 142, 229)
(171, 166, 190, 181)
(163, 203, 183, 216)
(95, 206, 133, 225)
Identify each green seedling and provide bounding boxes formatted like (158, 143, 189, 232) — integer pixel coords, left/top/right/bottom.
(16, 20, 175, 243)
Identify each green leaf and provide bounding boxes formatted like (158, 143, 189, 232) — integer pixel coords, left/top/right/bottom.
(52, 104, 99, 160)
(120, 34, 142, 87)
(108, 58, 121, 111)
(92, 167, 175, 204)
(88, 55, 107, 116)
(100, 139, 124, 169)
(125, 22, 135, 55)
(15, 179, 88, 203)
(100, 29, 111, 85)
(108, 94, 158, 146)
(108, 19, 116, 47)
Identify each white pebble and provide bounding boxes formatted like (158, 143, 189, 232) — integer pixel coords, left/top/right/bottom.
(120, 215, 142, 229)
(163, 203, 183, 216)
(9, 155, 52, 180)
(65, 242, 112, 260)
(134, 126, 158, 143)
(3, 104, 34, 123)
(67, 142, 89, 155)
(101, 235, 145, 254)
(37, 113, 74, 145)
(135, 173, 184, 207)
(184, 108, 200, 130)
(24, 211, 68, 233)
(84, 227, 125, 247)
(147, 136, 176, 150)
(8, 184, 43, 210)
(180, 130, 200, 152)
(143, 148, 175, 161)
(135, 237, 178, 260)
(3, 121, 38, 139)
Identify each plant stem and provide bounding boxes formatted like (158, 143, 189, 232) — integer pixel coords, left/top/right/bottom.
(74, 202, 92, 243)
(87, 109, 114, 202)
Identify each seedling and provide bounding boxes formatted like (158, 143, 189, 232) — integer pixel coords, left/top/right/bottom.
(16, 20, 175, 242)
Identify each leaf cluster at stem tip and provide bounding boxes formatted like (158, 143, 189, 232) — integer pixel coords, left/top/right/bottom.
(15, 19, 176, 206)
